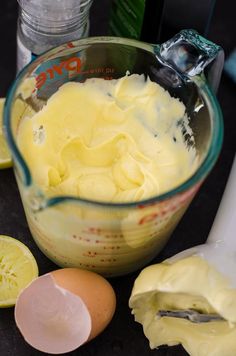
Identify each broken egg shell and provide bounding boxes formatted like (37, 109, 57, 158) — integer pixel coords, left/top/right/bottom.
(14, 268, 116, 354)
(51, 268, 117, 341)
(14, 273, 91, 354)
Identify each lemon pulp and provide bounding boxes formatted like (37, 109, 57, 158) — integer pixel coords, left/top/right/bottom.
(0, 235, 38, 307)
(0, 98, 12, 169)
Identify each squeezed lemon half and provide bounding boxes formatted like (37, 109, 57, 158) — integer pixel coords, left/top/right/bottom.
(0, 98, 12, 169)
(0, 235, 38, 307)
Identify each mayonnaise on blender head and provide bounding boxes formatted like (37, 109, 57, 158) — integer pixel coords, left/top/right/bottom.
(129, 157, 236, 356)
(17, 74, 197, 202)
(129, 256, 236, 356)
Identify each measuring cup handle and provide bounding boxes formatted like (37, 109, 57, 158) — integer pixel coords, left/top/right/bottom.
(158, 29, 224, 92)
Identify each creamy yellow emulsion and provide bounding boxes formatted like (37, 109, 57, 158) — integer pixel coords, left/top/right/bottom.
(129, 256, 236, 356)
(17, 74, 197, 202)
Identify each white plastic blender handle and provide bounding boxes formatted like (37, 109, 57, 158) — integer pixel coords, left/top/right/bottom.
(166, 155, 236, 265)
(207, 155, 236, 248)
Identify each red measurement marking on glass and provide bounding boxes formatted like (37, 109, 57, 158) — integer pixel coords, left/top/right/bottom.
(86, 227, 102, 235)
(138, 201, 157, 209)
(36, 56, 83, 89)
(82, 251, 98, 258)
(100, 258, 117, 263)
(103, 246, 121, 250)
(79, 263, 96, 269)
(105, 234, 122, 239)
(84, 228, 123, 239)
(138, 183, 201, 225)
(67, 42, 75, 48)
(72, 235, 91, 242)
(139, 213, 158, 225)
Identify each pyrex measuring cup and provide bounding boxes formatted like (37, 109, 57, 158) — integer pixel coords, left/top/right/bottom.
(4, 30, 224, 277)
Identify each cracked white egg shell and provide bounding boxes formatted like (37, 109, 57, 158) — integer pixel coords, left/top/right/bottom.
(14, 268, 116, 354)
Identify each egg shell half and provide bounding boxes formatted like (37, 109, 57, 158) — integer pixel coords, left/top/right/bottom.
(15, 268, 116, 354)
(52, 268, 116, 340)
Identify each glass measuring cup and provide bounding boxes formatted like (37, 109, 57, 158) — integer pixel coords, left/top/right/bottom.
(4, 30, 224, 277)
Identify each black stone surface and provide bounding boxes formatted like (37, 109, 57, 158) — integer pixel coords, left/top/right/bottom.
(0, 1, 235, 355)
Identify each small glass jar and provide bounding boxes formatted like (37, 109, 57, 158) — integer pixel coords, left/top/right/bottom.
(17, 0, 93, 72)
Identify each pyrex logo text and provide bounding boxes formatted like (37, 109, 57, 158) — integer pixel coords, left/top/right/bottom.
(36, 56, 82, 90)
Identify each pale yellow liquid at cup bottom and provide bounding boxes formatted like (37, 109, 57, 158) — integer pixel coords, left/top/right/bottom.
(18, 180, 196, 276)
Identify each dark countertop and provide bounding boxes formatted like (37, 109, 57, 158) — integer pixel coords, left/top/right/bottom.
(0, 1, 235, 355)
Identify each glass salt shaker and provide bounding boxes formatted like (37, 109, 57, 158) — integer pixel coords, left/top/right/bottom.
(17, 0, 93, 72)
